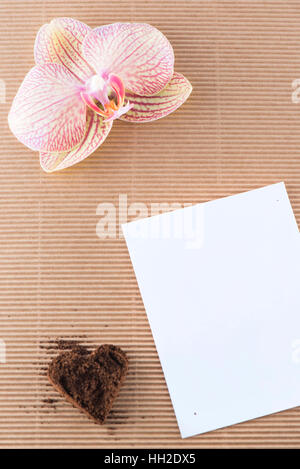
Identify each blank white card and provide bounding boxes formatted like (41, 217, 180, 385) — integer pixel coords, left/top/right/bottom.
(122, 183, 300, 438)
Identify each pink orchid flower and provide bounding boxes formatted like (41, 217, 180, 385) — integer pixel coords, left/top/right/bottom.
(8, 18, 192, 172)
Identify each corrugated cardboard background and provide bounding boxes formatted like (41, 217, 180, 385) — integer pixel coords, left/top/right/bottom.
(1, 0, 300, 448)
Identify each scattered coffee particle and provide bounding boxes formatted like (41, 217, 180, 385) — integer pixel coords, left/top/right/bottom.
(38, 366, 48, 376)
(48, 344, 128, 425)
(39, 336, 87, 352)
(55, 339, 85, 351)
(42, 398, 58, 408)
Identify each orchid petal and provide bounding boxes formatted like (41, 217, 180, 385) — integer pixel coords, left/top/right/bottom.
(34, 17, 94, 82)
(119, 72, 192, 123)
(8, 63, 86, 152)
(82, 23, 174, 96)
(39, 109, 112, 172)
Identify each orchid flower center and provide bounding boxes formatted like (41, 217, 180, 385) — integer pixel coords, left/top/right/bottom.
(81, 74, 132, 121)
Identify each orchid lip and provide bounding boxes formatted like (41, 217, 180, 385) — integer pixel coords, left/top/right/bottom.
(81, 73, 128, 121)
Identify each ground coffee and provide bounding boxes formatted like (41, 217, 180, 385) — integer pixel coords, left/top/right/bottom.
(48, 344, 128, 424)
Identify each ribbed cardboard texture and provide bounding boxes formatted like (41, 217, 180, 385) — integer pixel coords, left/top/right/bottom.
(1, 0, 300, 448)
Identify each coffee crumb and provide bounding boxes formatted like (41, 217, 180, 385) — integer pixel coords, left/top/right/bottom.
(39, 336, 87, 352)
(42, 398, 58, 407)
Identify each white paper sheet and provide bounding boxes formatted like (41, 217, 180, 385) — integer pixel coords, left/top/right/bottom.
(122, 183, 300, 438)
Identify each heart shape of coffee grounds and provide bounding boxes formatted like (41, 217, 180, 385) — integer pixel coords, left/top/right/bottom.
(48, 344, 128, 424)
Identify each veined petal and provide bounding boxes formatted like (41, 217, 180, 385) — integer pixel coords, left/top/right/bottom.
(119, 72, 192, 122)
(8, 63, 86, 152)
(40, 109, 112, 172)
(82, 23, 174, 96)
(34, 17, 94, 82)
